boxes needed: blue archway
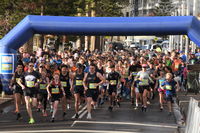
[1,15,200,93]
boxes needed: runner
[18,62,40,124]
[38,69,49,116]
[161,73,180,115]
[154,71,166,111]
[47,72,65,122]
[106,64,121,111]
[60,65,73,118]
[136,64,154,112]
[72,63,85,119]
[10,63,24,120]
[83,63,105,119]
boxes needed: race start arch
[1,15,200,93]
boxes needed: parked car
[130,42,140,48]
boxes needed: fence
[185,98,200,133]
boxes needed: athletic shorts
[158,88,166,93]
[63,88,72,99]
[166,94,173,102]
[108,87,117,95]
[13,86,23,95]
[50,94,61,102]
[23,88,38,98]
[138,86,150,94]
[74,87,84,97]
[86,89,99,102]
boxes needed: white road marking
[75,121,178,129]
[70,121,77,127]
[71,105,87,119]
[79,110,87,119]
[0,129,137,133]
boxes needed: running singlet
[60,73,70,89]
[107,71,120,87]
[49,82,61,95]
[21,71,40,88]
[74,72,84,87]
[86,72,99,90]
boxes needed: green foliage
[0,0,128,38]
[153,0,174,16]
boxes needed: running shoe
[86,113,92,119]
[160,107,163,111]
[108,106,113,112]
[144,107,147,112]
[16,113,22,120]
[141,106,144,112]
[117,102,120,107]
[75,113,79,119]
[63,112,66,118]
[67,104,71,110]
[29,118,35,124]
[51,117,55,122]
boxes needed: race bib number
[76,80,83,86]
[52,88,60,94]
[89,83,97,89]
[40,84,46,90]
[165,85,172,90]
[110,80,117,85]
[175,65,179,69]
[61,81,67,87]
[26,81,35,88]
[139,79,149,86]
[132,72,137,76]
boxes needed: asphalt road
[0,98,178,133]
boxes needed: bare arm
[17,79,25,90]
[96,72,106,86]
[83,73,88,90]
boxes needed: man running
[18,62,40,124]
[83,63,105,119]
[10,63,24,120]
[106,64,121,111]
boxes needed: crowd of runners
[9,46,200,124]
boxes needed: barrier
[185,98,200,133]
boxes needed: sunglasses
[29,65,34,67]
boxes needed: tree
[153,0,175,16]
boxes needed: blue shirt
[181,54,187,62]
[161,80,177,95]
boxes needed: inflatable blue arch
[0,15,200,93]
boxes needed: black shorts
[138,86,150,94]
[166,94,173,102]
[62,88,72,99]
[13,86,23,95]
[74,87,84,97]
[23,88,38,98]
[51,94,61,102]
[86,89,99,102]
[108,87,117,95]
